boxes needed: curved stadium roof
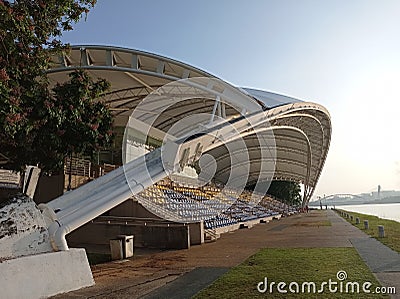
[241,88,302,108]
[47,45,331,205]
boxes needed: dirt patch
[140,253,187,268]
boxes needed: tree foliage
[0,0,114,172]
[267,180,302,206]
[33,70,113,171]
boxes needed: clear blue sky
[61,0,400,197]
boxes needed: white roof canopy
[47,45,331,204]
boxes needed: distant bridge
[309,193,367,206]
[321,194,364,201]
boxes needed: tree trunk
[67,152,73,191]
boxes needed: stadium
[0,44,332,297]
[38,45,332,250]
[36,45,331,251]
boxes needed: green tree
[40,70,113,169]
[267,181,302,206]
[1,69,113,172]
[0,0,114,173]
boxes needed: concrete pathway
[142,267,229,299]
[52,210,399,298]
[351,237,400,273]
[330,210,400,298]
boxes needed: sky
[60,0,400,198]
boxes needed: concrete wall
[109,199,162,219]
[67,222,137,249]
[212,216,275,236]
[189,221,204,245]
[142,225,190,249]
[67,221,191,251]
[0,188,20,205]
[0,248,94,299]
[215,223,241,235]
[34,174,64,204]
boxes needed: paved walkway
[142,267,229,299]
[328,211,400,298]
[350,237,400,272]
[52,210,400,298]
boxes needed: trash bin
[118,235,134,258]
[110,238,123,260]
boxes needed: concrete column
[378,225,385,238]
[189,221,204,245]
[364,220,369,230]
[355,217,360,224]
[350,215,354,221]
[23,166,41,199]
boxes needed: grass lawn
[194,247,388,298]
[338,210,400,253]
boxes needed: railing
[204,227,218,242]
[101,163,118,175]
[63,157,120,190]
[64,157,92,177]
[94,215,184,227]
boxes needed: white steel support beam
[79,48,89,66]
[209,96,220,124]
[222,102,227,118]
[124,72,155,92]
[106,50,114,67]
[157,60,165,74]
[131,54,139,69]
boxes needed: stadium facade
[0,45,331,298]
[39,45,331,250]
[47,45,331,201]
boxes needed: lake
[335,203,400,223]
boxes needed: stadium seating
[135,180,298,229]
